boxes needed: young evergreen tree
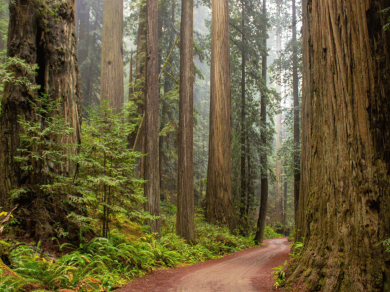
[291,0,390,290]
[145,0,161,235]
[206,0,235,230]
[100,0,124,113]
[0,0,81,239]
[176,0,195,243]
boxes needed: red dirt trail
[118,237,291,292]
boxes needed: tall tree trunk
[240,0,247,224]
[130,0,146,164]
[100,0,124,113]
[78,0,90,66]
[176,0,195,243]
[206,0,235,230]
[274,28,282,225]
[290,0,390,291]
[128,51,134,101]
[292,0,300,225]
[0,0,81,238]
[145,0,160,235]
[283,171,287,235]
[254,0,268,244]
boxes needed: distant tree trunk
[128,51,134,101]
[176,0,195,243]
[274,28,282,226]
[159,0,175,193]
[283,171,287,235]
[292,0,300,225]
[254,0,268,244]
[206,0,235,230]
[75,0,79,34]
[0,0,81,239]
[145,0,160,235]
[240,0,247,224]
[291,0,390,291]
[78,0,90,65]
[129,0,146,176]
[100,0,124,113]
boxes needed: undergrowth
[0,205,281,291]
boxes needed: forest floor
[118,237,290,292]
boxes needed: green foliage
[382,8,390,31]
[10,94,148,239]
[0,205,272,291]
[272,260,287,289]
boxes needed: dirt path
[118,237,290,292]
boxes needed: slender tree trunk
[274,28,282,225]
[100,0,124,113]
[129,0,147,179]
[128,51,134,101]
[290,0,390,291]
[145,0,160,235]
[283,171,287,235]
[206,0,235,230]
[254,0,268,244]
[176,0,195,243]
[240,0,247,224]
[0,0,81,238]
[292,0,300,225]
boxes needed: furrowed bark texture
[254,0,268,244]
[206,0,235,230]
[100,0,124,113]
[176,0,195,243]
[145,0,161,235]
[0,0,81,238]
[292,0,390,291]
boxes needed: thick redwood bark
[206,0,235,230]
[100,0,124,113]
[291,1,390,291]
[145,0,160,235]
[176,0,195,243]
[254,0,268,244]
[0,0,81,238]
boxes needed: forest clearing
[0,0,389,291]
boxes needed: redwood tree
[0,0,81,238]
[176,0,195,243]
[145,0,161,235]
[254,0,268,244]
[291,0,390,291]
[205,0,235,229]
[100,0,124,113]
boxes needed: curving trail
[118,237,290,292]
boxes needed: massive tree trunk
[0,0,81,238]
[145,0,161,235]
[100,0,124,113]
[291,1,390,291]
[176,0,195,243]
[254,0,268,244]
[292,0,300,224]
[205,0,235,230]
